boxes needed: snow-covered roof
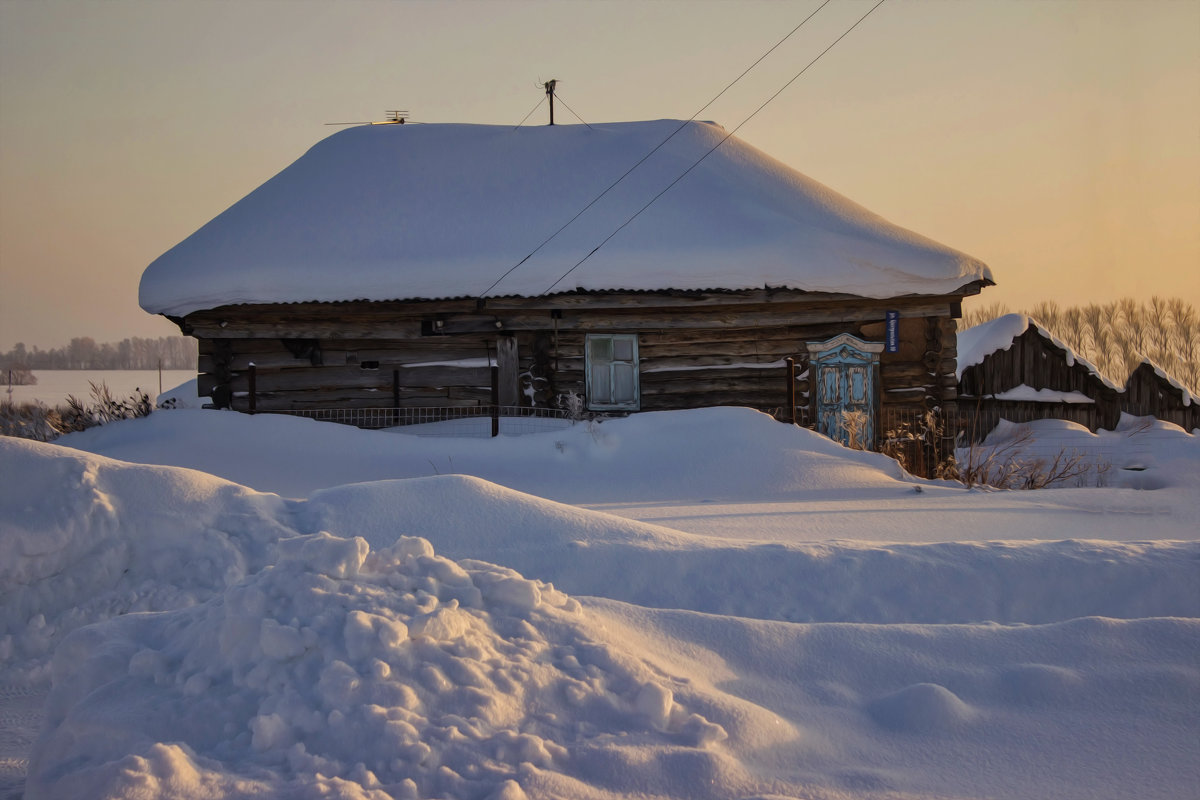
[139,120,992,315]
[956,313,1119,390]
[1135,358,1194,407]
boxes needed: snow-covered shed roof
[139,120,993,316]
[957,313,1119,390]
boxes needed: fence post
[490,366,500,437]
[392,370,400,426]
[247,363,256,414]
[785,357,796,424]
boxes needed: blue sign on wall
[885,310,900,353]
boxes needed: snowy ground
[2,406,1198,799]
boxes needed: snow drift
[4,406,1199,799]
[27,532,735,800]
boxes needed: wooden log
[641,375,786,394]
[229,364,492,393]
[496,335,520,407]
[236,385,494,410]
[639,391,783,410]
[200,341,493,372]
[640,370,786,388]
[186,299,960,339]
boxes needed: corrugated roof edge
[167,279,994,314]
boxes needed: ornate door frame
[806,333,884,448]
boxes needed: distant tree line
[2,336,197,373]
[962,297,1199,393]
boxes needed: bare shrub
[956,424,1112,489]
[880,409,947,478]
[0,400,61,441]
[0,381,154,441]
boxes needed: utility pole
[544,79,557,125]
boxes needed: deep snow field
[1,405,1198,799]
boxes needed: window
[586,333,639,410]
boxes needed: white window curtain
[586,334,639,410]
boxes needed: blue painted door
[812,339,878,448]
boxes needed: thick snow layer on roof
[956,313,1035,377]
[139,120,991,315]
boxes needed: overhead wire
[539,0,888,296]
[477,0,834,298]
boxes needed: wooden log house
[141,120,993,447]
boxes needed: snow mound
[26,533,731,800]
[867,682,976,733]
[156,377,206,409]
[60,406,915,501]
[967,415,1200,490]
[0,437,287,680]
[297,475,1200,624]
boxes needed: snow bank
[303,475,1200,624]
[965,415,1200,490]
[19,524,1200,799]
[139,120,990,315]
[4,410,1199,799]
[588,600,1200,800]
[5,435,1197,681]
[156,377,206,409]
[0,437,287,681]
[26,533,732,800]
[60,406,914,501]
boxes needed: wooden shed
[141,120,993,446]
[956,314,1123,432]
[1124,360,1199,431]
[957,314,1200,434]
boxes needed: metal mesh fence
[270,406,576,437]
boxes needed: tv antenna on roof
[544,79,557,125]
[325,110,410,126]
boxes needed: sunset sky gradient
[1,0,1197,351]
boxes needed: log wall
[179,290,969,420]
[1122,363,1199,431]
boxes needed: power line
[540,0,887,296]
[478,0,834,298]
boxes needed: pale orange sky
[1,0,1197,351]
